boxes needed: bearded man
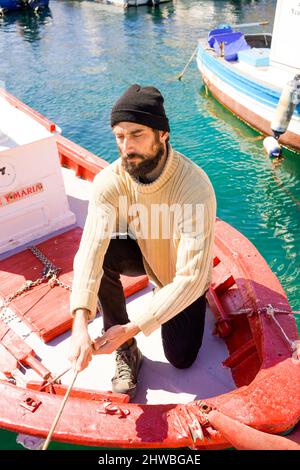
[69,84,216,400]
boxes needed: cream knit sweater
[70,145,216,336]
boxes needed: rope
[228,304,299,355]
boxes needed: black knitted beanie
[110,84,170,132]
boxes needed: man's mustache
[124,153,145,161]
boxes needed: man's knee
[169,357,196,369]
[165,346,202,370]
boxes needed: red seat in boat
[0,227,148,343]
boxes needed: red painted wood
[212,264,235,296]
[210,219,298,387]
[0,227,148,343]
[56,135,108,182]
[223,339,256,369]
[0,356,299,449]
[0,320,50,379]
[121,275,149,298]
[27,382,130,403]
[206,288,232,337]
[0,344,18,377]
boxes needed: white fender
[263,136,282,158]
[271,75,300,137]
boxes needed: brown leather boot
[111,338,143,400]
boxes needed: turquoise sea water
[0,0,299,450]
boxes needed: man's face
[113,122,168,179]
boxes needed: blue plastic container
[238,48,270,67]
[208,26,232,47]
[210,31,250,61]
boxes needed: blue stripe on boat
[197,45,300,117]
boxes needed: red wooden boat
[0,88,299,450]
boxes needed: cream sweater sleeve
[70,183,116,321]
[133,186,216,336]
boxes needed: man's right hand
[68,308,93,371]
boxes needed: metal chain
[29,246,71,291]
[0,246,71,324]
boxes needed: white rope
[265,304,295,350]
[227,304,299,355]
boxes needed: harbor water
[0,0,299,449]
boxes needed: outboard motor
[263,75,300,157]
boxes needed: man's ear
[159,130,169,143]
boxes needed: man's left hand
[92,322,140,355]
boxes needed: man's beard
[121,143,165,179]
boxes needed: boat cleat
[97,401,130,419]
[184,405,208,448]
[20,395,42,412]
[196,401,214,425]
[187,420,204,444]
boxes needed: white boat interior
[0,94,235,406]
[0,95,51,151]
[2,288,235,405]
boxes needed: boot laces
[115,349,136,380]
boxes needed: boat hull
[0,215,299,449]
[0,89,299,449]
[0,0,49,12]
[197,45,300,153]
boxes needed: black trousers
[98,236,206,369]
